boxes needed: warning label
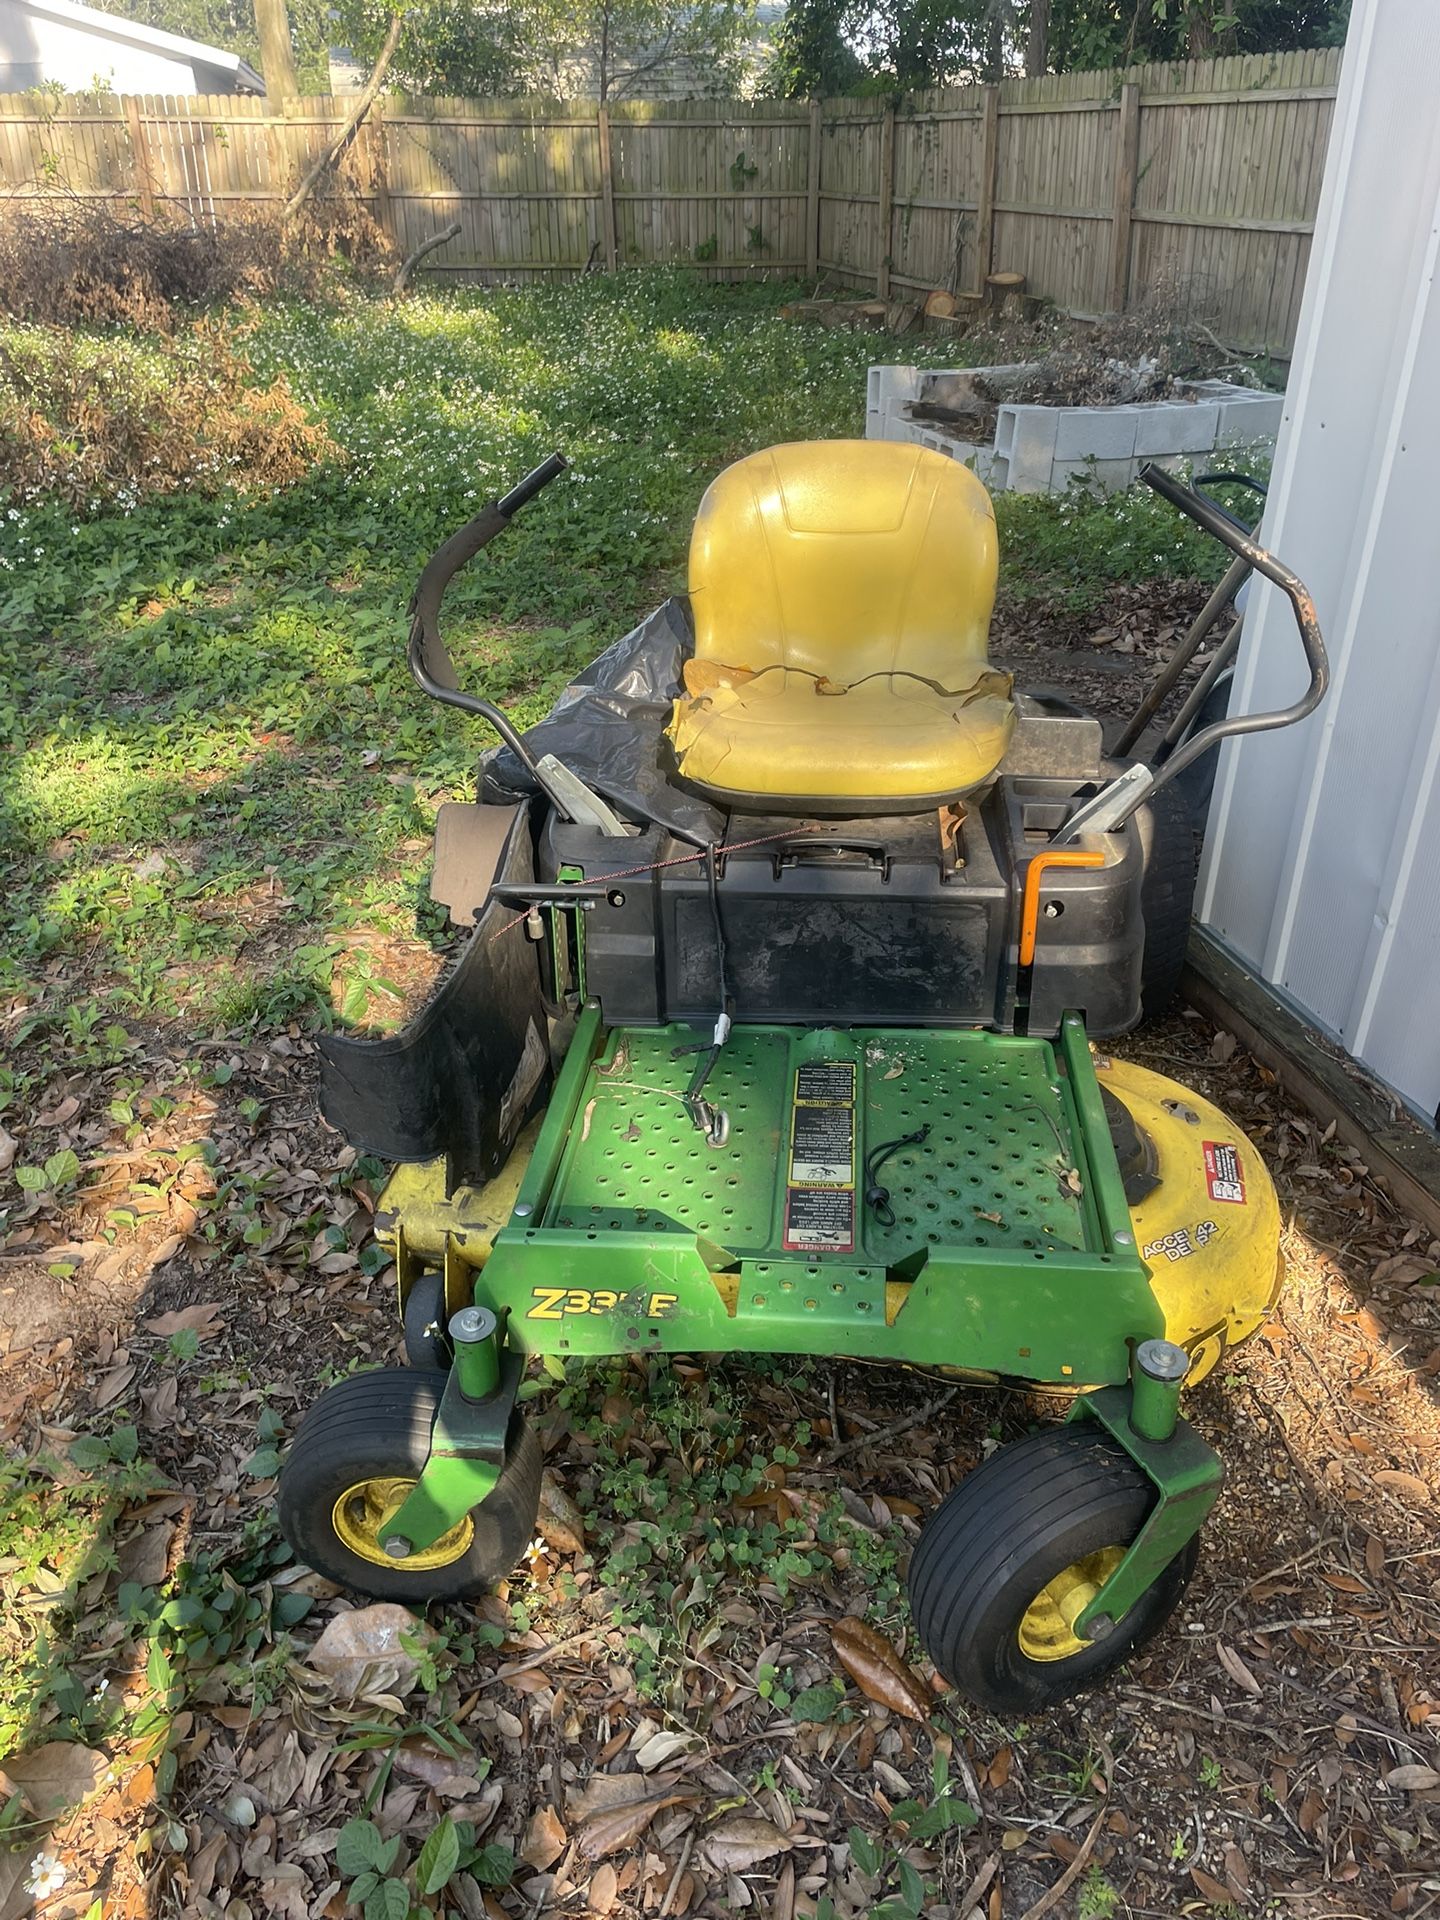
[1202,1140,1246,1204]
[784,1186,856,1251]
[791,1103,854,1185]
[785,1060,857,1251]
[795,1062,855,1105]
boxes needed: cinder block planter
[865,363,1283,494]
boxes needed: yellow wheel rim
[1017,1545,1127,1663]
[331,1477,474,1572]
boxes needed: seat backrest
[688,440,998,687]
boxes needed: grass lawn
[0,271,1219,1042]
[7,274,1430,1920]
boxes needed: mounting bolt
[1114,1230,1134,1247]
[513,1202,533,1219]
[450,1305,498,1344]
[1086,1612,1114,1641]
[383,1535,411,1559]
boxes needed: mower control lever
[1058,462,1328,842]
[406,453,573,814]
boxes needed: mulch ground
[2,581,1437,1920]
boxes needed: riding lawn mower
[277,442,1327,1713]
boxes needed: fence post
[122,95,155,219]
[806,99,821,283]
[1109,81,1140,313]
[974,84,999,298]
[367,99,393,249]
[876,102,896,299]
[597,103,618,271]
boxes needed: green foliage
[1077,1865,1121,1920]
[335,1811,512,1918]
[767,0,1346,92]
[332,0,757,102]
[889,1748,979,1842]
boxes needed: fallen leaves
[831,1617,932,1721]
[1216,1641,1263,1698]
[567,1773,695,1861]
[698,1815,790,1873]
[306,1604,438,1697]
[1371,1469,1430,1508]
[1385,1765,1440,1792]
[0,1740,106,1818]
[142,1301,225,1339]
[520,1804,568,1870]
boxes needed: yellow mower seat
[668,440,1013,812]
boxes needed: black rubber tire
[278,1368,541,1605]
[403,1271,452,1371]
[1138,776,1203,1021]
[907,1424,1199,1715]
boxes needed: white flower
[24,1853,66,1898]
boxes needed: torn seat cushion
[667,439,1015,810]
[669,663,1016,811]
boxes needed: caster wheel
[907,1423,1198,1714]
[403,1270,452,1370]
[278,1368,541,1604]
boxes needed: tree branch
[283,10,404,223]
[393,218,461,294]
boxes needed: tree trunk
[1025,0,1050,77]
[282,10,403,221]
[598,2,611,104]
[254,0,299,99]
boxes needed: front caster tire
[907,1424,1198,1715]
[403,1271,452,1371]
[278,1368,541,1605]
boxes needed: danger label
[784,1186,855,1251]
[1202,1141,1246,1204]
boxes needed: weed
[1078,1864,1122,1918]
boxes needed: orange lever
[1019,848,1105,967]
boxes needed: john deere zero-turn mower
[278,443,1327,1712]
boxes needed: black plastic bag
[481,598,725,844]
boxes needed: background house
[0,0,262,93]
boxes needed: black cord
[705,841,729,1013]
[679,843,732,1142]
[863,1124,931,1227]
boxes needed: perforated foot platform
[547,1025,1094,1263]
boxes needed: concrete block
[1131,401,1209,455]
[1216,393,1283,446]
[1000,407,1060,491]
[1054,406,1139,461]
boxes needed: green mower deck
[405,1009,1165,1387]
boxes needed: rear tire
[907,1424,1198,1714]
[1138,779,1203,1020]
[278,1368,541,1604]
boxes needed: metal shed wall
[1197,0,1440,1125]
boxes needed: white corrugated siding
[1197,0,1440,1123]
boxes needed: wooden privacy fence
[0,47,1338,352]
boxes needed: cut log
[923,288,959,318]
[984,269,1027,314]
